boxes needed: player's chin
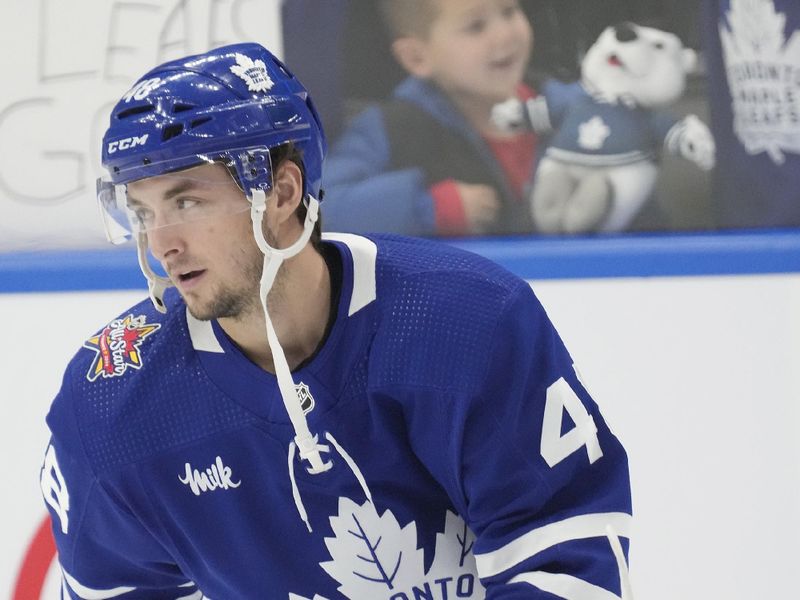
[184,300,216,322]
[177,286,210,316]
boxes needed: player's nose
[147,223,185,261]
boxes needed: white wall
[4,273,799,599]
[2,290,148,598]
[533,274,800,600]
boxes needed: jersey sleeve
[41,374,201,599]
[406,281,633,598]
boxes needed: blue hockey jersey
[41,233,632,599]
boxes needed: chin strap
[289,431,372,532]
[249,189,330,475]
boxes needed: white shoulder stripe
[322,233,377,316]
[475,512,632,578]
[63,569,135,599]
[510,571,622,600]
[186,308,224,353]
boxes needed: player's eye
[653,42,665,50]
[175,197,200,210]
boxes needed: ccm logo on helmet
[108,134,149,154]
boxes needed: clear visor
[97,157,268,245]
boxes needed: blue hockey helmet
[99,42,326,206]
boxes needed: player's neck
[218,245,330,373]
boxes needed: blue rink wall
[4,231,800,600]
[2,229,800,292]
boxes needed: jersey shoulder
[49,291,252,474]
[365,234,540,393]
[370,233,525,295]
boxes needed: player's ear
[273,160,303,212]
[391,37,433,78]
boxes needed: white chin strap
[250,189,331,475]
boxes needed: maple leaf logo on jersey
[230,53,274,92]
[290,500,484,600]
[84,314,161,381]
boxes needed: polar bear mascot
[494,22,716,233]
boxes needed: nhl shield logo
[295,382,315,415]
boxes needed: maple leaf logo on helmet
[230,53,274,92]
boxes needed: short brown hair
[379,0,440,39]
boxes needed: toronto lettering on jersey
[179,456,241,496]
[387,573,478,600]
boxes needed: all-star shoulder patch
[83,314,161,382]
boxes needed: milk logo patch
[720,0,800,163]
[84,314,161,381]
[179,456,241,496]
[230,53,274,92]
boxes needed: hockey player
[40,43,633,599]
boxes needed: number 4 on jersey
[540,376,603,467]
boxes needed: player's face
[420,0,532,104]
[127,163,265,321]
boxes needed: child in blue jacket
[324,0,544,237]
